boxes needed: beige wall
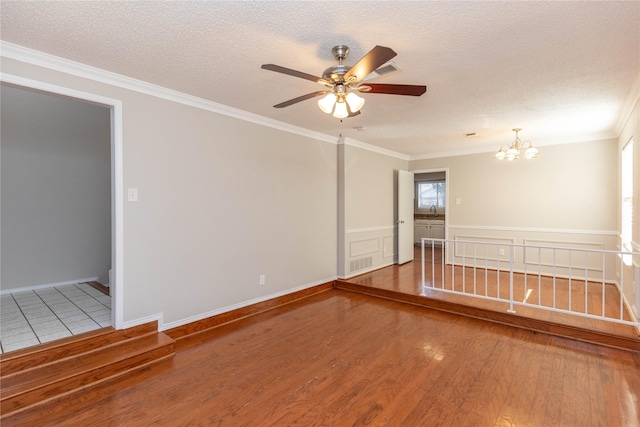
[339,142,408,277]
[1,57,337,328]
[411,139,618,232]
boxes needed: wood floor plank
[492,336,544,426]
[3,289,639,426]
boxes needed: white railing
[421,238,640,329]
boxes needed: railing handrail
[422,237,640,258]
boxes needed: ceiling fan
[261,45,427,119]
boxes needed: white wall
[339,142,408,277]
[1,85,111,291]
[0,55,337,329]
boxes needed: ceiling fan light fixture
[333,99,349,119]
[345,92,365,113]
[317,93,336,114]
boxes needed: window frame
[621,137,634,258]
[415,179,446,214]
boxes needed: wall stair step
[0,323,175,419]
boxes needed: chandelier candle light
[495,128,539,160]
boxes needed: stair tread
[1,333,174,397]
[0,322,158,376]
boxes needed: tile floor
[0,282,111,354]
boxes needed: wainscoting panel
[453,234,515,264]
[523,238,605,272]
[349,238,380,258]
[446,226,619,282]
[343,226,396,278]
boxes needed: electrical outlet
[259,275,265,285]
[499,249,505,256]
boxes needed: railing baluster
[538,247,542,305]
[619,252,624,320]
[508,245,515,313]
[601,252,605,318]
[441,240,445,290]
[473,243,477,295]
[462,242,466,293]
[553,248,556,309]
[421,238,425,286]
[497,244,500,299]
[568,250,572,312]
[523,246,527,303]
[451,241,455,291]
[584,251,588,315]
[485,244,488,297]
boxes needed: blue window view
[417,181,446,209]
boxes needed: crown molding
[408,132,617,162]
[343,137,410,161]
[0,41,338,145]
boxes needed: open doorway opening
[411,168,448,260]
[0,79,123,353]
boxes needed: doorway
[412,168,449,260]
[0,76,124,353]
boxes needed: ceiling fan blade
[273,91,328,108]
[261,64,332,87]
[344,46,397,84]
[359,83,427,96]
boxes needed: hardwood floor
[3,289,639,426]
[344,247,639,340]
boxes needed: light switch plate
[128,188,138,202]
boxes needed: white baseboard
[155,276,337,332]
[1,277,100,295]
[122,313,164,331]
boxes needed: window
[416,181,446,210]
[621,138,633,254]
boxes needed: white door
[397,170,414,264]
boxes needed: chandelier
[317,84,365,119]
[495,128,539,160]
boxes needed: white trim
[2,42,630,161]
[0,41,336,146]
[343,136,409,161]
[408,134,617,161]
[449,224,618,236]
[411,167,450,240]
[159,276,337,332]
[345,225,395,234]
[122,313,164,331]
[0,277,99,295]
[0,73,125,330]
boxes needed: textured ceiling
[1,1,639,157]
